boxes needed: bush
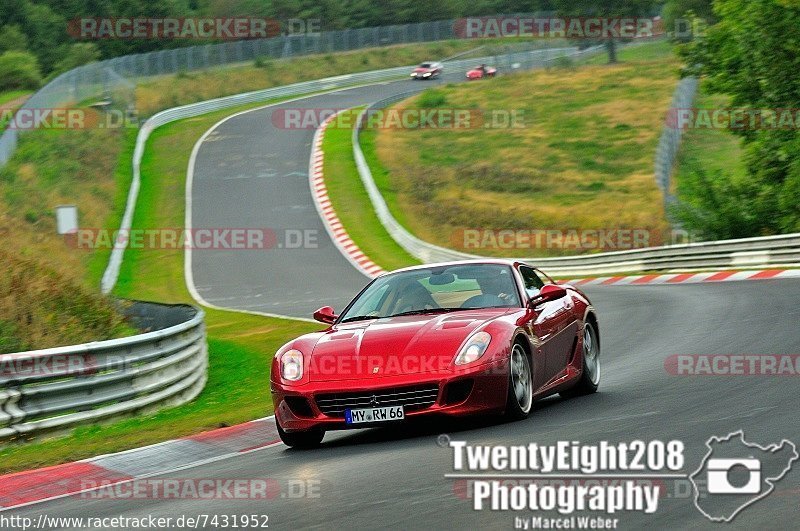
[0,249,133,353]
[552,56,574,69]
[50,43,100,78]
[670,162,768,240]
[0,51,42,91]
[0,25,29,54]
[418,89,447,108]
[254,56,273,69]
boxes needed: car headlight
[454,331,492,365]
[423,72,431,77]
[281,349,303,381]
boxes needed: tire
[561,321,600,398]
[505,342,533,420]
[277,421,324,449]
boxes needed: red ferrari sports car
[466,64,497,79]
[271,260,600,448]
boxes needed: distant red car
[466,64,497,79]
[410,61,443,80]
[271,260,600,448]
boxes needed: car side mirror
[528,285,567,308]
[313,306,337,324]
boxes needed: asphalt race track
[8,281,800,529]
[189,73,464,318]
[9,75,800,529]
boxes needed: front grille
[315,384,439,418]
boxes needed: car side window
[519,266,544,298]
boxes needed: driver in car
[464,273,516,308]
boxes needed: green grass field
[0,90,32,107]
[136,39,542,116]
[0,100,320,474]
[0,39,750,473]
[0,90,32,129]
[321,112,419,271]
[370,41,681,257]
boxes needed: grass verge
[370,41,681,257]
[0,100,320,474]
[673,90,747,188]
[0,90,32,107]
[0,90,32,128]
[0,122,138,352]
[136,39,538,116]
[321,111,419,271]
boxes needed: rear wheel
[505,343,533,419]
[561,321,600,398]
[277,421,324,449]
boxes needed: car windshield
[420,63,432,68]
[339,264,521,322]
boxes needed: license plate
[345,405,404,425]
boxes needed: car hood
[309,309,513,382]
[413,67,432,73]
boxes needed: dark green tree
[552,0,659,63]
[680,0,800,234]
[662,0,715,39]
[0,50,42,90]
[0,24,28,52]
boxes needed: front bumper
[272,357,508,432]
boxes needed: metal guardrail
[352,62,800,277]
[100,46,583,293]
[0,302,207,442]
[526,233,800,276]
[0,13,562,168]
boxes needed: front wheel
[277,421,324,449]
[505,343,533,420]
[561,321,600,398]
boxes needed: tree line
[676,0,800,238]
[0,0,677,90]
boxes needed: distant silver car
[410,61,443,80]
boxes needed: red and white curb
[0,417,280,510]
[309,112,385,278]
[560,269,800,287]
[308,113,800,287]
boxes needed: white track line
[185,86,394,321]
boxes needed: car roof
[385,259,531,275]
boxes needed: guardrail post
[0,389,24,428]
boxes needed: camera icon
[706,458,761,494]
